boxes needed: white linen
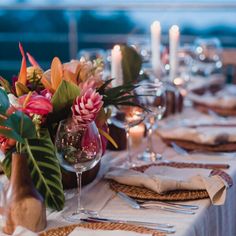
[68,227,151,236]
[105,166,227,205]
[12,226,38,236]
[1,142,236,236]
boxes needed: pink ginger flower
[72,88,103,128]
[79,80,97,95]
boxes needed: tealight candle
[151,21,161,76]
[111,45,123,87]
[130,124,145,147]
[169,25,180,81]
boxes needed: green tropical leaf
[51,80,80,113]
[1,129,65,211]
[0,127,24,143]
[120,45,142,84]
[0,88,10,113]
[0,111,36,143]
[6,111,36,139]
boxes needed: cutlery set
[117,192,198,215]
[79,191,200,234]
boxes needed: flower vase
[1,152,47,235]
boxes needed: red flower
[0,135,16,154]
[18,93,53,116]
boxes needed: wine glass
[136,81,166,162]
[173,47,194,105]
[55,119,102,222]
[109,106,145,167]
[193,37,223,76]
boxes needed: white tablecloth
[1,109,236,236]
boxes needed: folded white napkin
[158,125,236,145]
[106,166,228,205]
[188,84,236,109]
[68,227,151,236]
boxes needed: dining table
[1,102,236,236]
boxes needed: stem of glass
[146,119,154,153]
[76,171,83,213]
[147,124,153,152]
[126,125,132,164]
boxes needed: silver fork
[136,199,199,210]
[117,192,196,215]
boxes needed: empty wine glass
[136,81,166,162]
[55,119,102,222]
[193,37,223,76]
[173,47,194,101]
[109,106,145,167]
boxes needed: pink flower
[18,93,53,116]
[72,88,103,128]
[0,135,16,153]
[40,89,53,100]
[79,80,97,95]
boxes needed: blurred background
[0,0,236,80]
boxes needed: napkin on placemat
[158,125,236,145]
[105,166,233,205]
[188,84,236,110]
[68,227,152,236]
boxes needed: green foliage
[120,45,142,84]
[51,80,80,113]
[6,111,36,139]
[97,79,139,107]
[2,129,65,211]
[0,89,36,143]
[0,88,9,113]
[0,87,64,211]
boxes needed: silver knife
[118,192,140,209]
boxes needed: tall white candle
[169,25,180,81]
[151,21,161,76]
[111,45,123,87]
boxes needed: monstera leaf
[2,129,65,211]
[120,45,142,84]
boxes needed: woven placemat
[109,163,209,201]
[40,222,164,236]
[194,103,236,117]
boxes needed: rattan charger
[40,222,165,236]
[109,163,209,201]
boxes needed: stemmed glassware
[109,106,145,167]
[193,37,223,76]
[136,81,166,162]
[55,119,102,222]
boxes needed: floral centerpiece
[0,43,142,211]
